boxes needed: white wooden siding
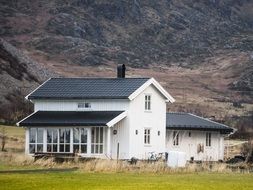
[110,119,130,159]
[166,130,225,161]
[128,84,167,159]
[34,99,129,111]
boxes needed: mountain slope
[0,0,252,122]
[0,38,56,122]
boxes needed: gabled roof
[27,78,149,100]
[26,77,175,102]
[17,111,126,127]
[166,112,234,134]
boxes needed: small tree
[0,127,7,151]
[241,140,253,163]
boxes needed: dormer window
[78,102,91,109]
[145,95,151,111]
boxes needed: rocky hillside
[0,38,55,122]
[0,0,253,122]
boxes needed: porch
[17,111,127,158]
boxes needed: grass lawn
[0,172,253,190]
[0,125,25,138]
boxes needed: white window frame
[173,131,179,146]
[59,128,71,153]
[206,132,212,147]
[46,128,58,153]
[46,128,71,153]
[77,102,91,109]
[91,127,104,154]
[144,128,151,145]
[144,94,151,111]
[73,128,88,154]
[29,128,44,154]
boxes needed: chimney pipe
[117,64,126,78]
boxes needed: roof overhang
[128,78,175,103]
[106,111,127,127]
[17,111,126,127]
[166,126,234,134]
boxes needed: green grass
[0,125,25,138]
[0,172,253,190]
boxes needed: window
[173,131,179,146]
[91,127,104,154]
[145,95,151,111]
[206,133,211,147]
[29,128,44,154]
[78,102,91,109]
[189,132,191,137]
[46,128,70,153]
[144,129,151,144]
[47,129,58,152]
[158,131,160,136]
[59,129,71,152]
[73,128,88,154]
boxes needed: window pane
[81,145,87,153]
[96,128,99,143]
[53,129,58,143]
[60,144,64,152]
[91,145,94,153]
[99,128,103,143]
[78,103,85,108]
[85,103,91,108]
[47,129,52,143]
[73,145,80,153]
[29,128,36,143]
[99,145,103,154]
[73,128,79,143]
[65,145,70,152]
[37,144,43,152]
[65,129,70,143]
[47,145,52,152]
[81,129,87,143]
[91,128,95,143]
[95,145,99,153]
[53,144,58,152]
[60,129,64,143]
[29,144,35,153]
[37,128,44,144]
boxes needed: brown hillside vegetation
[0,0,252,131]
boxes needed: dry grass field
[1,125,253,190]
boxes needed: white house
[17,64,234,161]
[166,113,234,161]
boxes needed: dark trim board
[18,111,124,127]
[166,127,233,134]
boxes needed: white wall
[110,118,130,159]
[33,99,129,112]
[127,84,167,159]
[166,130,225,161]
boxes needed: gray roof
[18,111,123,127]
[28,78,150,100]
[166,112,233,134]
